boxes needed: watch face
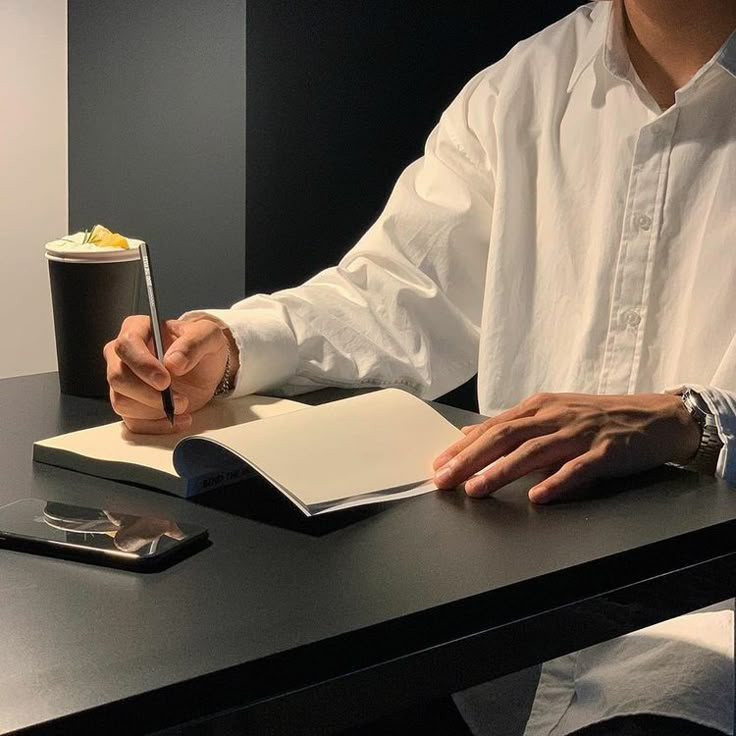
[684,389,710,417]
[683,389,720,432]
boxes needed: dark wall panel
[68,0,245,319]
[246,1,582,296]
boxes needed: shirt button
[634,213,652,231]
[622,309,641,328]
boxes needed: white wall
[0,0,67,379]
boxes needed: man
[104,1,736,733]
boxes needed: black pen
[138,242,175,425]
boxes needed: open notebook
[33,389,462,516]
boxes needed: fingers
[528,448,605,504]
[109,380,191,433]
[113,519,156,552]
[107,315,170,391]
[163,319,226,377]
[113,517,181,551]
[122,414,192,435]
[463,431,581,497]
[165,523,187,541]
[110,386,189,419]
[434,415,561,489]
[103,510,123,526]
[433,391,642,503]
[104,316,201,433]
[106,357,170,410]
[432,403,540,470]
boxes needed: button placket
[598,116,675,395]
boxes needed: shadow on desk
[191,459,709,538]
[193,473,388,536]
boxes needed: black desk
[2,372,736,735]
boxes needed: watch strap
[679,388,722,475]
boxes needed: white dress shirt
[184,1,736,732]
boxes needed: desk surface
[2,372,736,735]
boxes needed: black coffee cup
[46,245,141,398]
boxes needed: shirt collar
[602,0,632,80]
[567,1,614,93]
[568,2,736,92]
[717,29,736,79]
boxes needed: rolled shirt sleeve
[182,71,498,400]
[666,383,736,482]
[695,385,736,481]
[180,305,299,398]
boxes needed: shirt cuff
[666,384,736,482]
[179,307,298,398]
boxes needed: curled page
[174,389,462,515]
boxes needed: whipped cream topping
[45,232,143,261]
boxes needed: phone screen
[0,498,208,570]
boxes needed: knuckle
[106,366,124,387]
[109,391,125,414]
[174,332,198,355]
[494,458,519,486]
[523,439,546,457]
[556,426,578,442]
[114,336,131,359]
[122,314,145,330]
[493,423,515,442]
[448,450,469,474]
[201,320,221,338]
[183,337,199,355]
[194,321,222,350]
[523,392,551,411]
[494,463,511,483]
[597,436,616,455]
[570,457,594,475]
[122,417,141,433]
[557,408,576,425]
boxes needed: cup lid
[45,237,142,262]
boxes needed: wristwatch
[678,388,723,475]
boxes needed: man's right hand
[103,315,233,434]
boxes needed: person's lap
[345,662,726,735]
[161,664,726,735]
[344,702,726,736]
[568,715,726,736]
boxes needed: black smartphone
[0,498,209,571]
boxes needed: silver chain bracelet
[213,339,234,397]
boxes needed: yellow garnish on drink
[88,224,129,249]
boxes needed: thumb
[163,320,224,375]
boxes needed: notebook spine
[185,466,255,496]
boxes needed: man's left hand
[433,392,702,503]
